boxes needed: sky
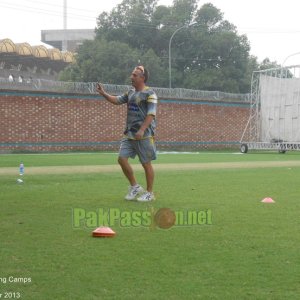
[1,0,300,65]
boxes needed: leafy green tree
[60,38,167,86]
[61,39,139,84]
[139,48,169,86]
[96,0,158,53]
[179,3,252,92]
[61,0,274,93]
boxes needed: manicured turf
[1,152,299,299]
[0,150,300,167]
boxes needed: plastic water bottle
[19,162,24,176]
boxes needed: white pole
[62,0,67,51]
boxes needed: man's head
[131,65,149,90]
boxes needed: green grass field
[1,152,300,299]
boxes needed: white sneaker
[125,185,144,200]
[137,191,155,202]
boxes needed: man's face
[130,67,145,88]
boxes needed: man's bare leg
[118,156,137,186]
[141,161,154,192]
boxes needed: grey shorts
[119,137,157,164]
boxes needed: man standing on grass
[96,66,158,202]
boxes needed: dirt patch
[1,160,300,176]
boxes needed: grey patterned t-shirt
[117,87,158,139]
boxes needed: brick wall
[0,90,250,152]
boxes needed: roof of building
[0,38,75,63]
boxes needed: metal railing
[0,78,251,102]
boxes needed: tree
[96,0,159,53]
[178,3,253,92]
[61,0,265,93]
[60,38,167,87]
[60,39,139,84]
